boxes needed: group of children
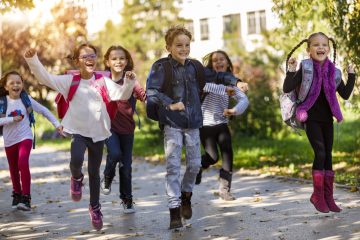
[0,25,355,231]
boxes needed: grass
[34,110,360,188]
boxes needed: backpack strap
[189,59,205,96]
[160,58,173,97]
[299,59,314,102]
[67,75,81,102]
[335,68,342,88]
[0,95,7,118]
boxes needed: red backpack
[55,71,117,119]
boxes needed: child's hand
[13,116,23,122]
[288,58,298,72]
[56,125,67,137]
[125,71,136,80]
[24,49,37,58]
[226,86,235,96]
[223,108,236,117]
[169,102,185,111]
[347,64,355,74]
[237,82,249,92]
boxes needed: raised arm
[24,49,72,96]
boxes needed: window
[259,10,266,32]
[223,14,241,38]
[247,10,267,35]
[185,20,195,41]
[247,12,256,34]
[200,18,209,40]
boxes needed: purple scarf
[296,58,343,122]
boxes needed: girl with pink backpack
[24,43,136,230]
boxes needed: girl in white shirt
[24,43,135,231]
[0,71,62,211]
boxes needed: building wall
[179,0,280,60]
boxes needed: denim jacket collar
[168,54,191,67]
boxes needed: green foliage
[271,0,360,109]
[0,0,34,13]
[95,0,184,82]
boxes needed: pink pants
[5,139,32,195]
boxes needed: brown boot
[169,207,182,229]
[180,192,192,219]
[219,169,236,201]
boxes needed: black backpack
[146,57,205,121]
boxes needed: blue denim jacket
[146,56,239,129]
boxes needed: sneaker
[180,192,192,219]
[100,176,113,195]
[70,175,83,202]
[89,204,103,231]
[11,192,21,209]
[121,198,135,214]
[17,194,31,211]
[195,168,202,185]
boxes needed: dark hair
[165,25,192,46]
[0,71,24,96]
[67,43,98,61]
[285,32,337,71]
[203,50,233,73]
[103,45,134,72]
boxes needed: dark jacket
[146,56,239,129]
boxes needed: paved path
[0,143,359,240]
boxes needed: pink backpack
[55,71,117,119]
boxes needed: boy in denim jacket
[146,26,238,229]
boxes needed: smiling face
[105,49,128,75]
[166,34,190,65]
[211,52,230,73]
[75,46,97,79]
[307,34,330,64]
[4,74,24,99]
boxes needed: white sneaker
[121,199,135,214]
[100,176,112,195]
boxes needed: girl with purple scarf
[283,32,355,213]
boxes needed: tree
[1,1,88,104]
[0,0,34,13]
[95,0,185,81]
[272,0,360,107]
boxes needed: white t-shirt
[25,54,135,142]
[0,96,60,147]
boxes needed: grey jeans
[164,126,201,208]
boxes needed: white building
[179,0,280,59]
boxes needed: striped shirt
[202,85,249,126]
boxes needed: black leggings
[70,134,104,207]
[305,121,333,170]
[199,124,233,172]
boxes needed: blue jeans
[104,130,134,200]
[164,126,201,208]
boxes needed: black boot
[219,169,236,201]
[180,192,192,219]
[195,168,202,185]
[169,207,182,229]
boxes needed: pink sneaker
[89,204,103,230]
[70,175,83,202]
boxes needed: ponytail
[286,39,307,71]
[329,37,337,64]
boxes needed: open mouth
[316,51,326,56]
[11,88,21,93]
